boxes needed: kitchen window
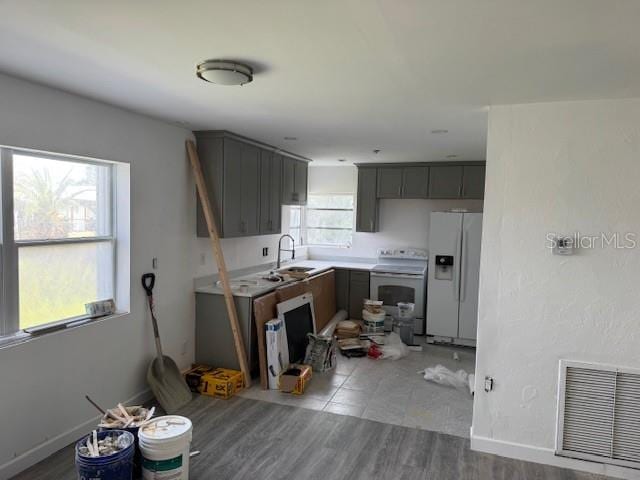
[0,147,123,337]
[288,194,354,247]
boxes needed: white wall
[0,73,259,477]
[472,98,640,478]
[306,165,482,259]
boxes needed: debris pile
[78,430,133,458]
[98,403,155,429]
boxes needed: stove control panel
[377,248,428,259]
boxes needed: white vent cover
[557,360,640,469]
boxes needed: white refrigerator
[426,212,482,343]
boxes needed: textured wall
[473,99,640,464]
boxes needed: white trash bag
[380,332,409,360]
[421,364,469,389]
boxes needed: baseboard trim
[470,431,640,480]
[0,389,152,480]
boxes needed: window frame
[293,193,355,248]
[0,146,118,337]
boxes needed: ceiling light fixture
[196,60,253,86]
[431,129,448,134]
[338,158,347,162]
[373,149,381,154]
[446,154,458,158]
[283,136,298,141]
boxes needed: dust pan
[142,273,193,413]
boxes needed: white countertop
[195,259,376,298]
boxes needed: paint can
[75,430,135,480]
[138,415,192,480]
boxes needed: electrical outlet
[152,257,158,269]
[262,247,269,257]
[181,340,188,356]
[199,253,206,265]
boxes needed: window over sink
[287,194,354,247]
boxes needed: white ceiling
[1,1,639,164]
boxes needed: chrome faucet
[277,234,295,269]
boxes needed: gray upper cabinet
[401,166,429,198]
[222,138,260,237]
[259,150,282,234]
[282,157,309,205]
[196,131,308,238]
[462,165,485,199]
[356,167,378,232]
[428,165,463,199]
[294,160,308,205]
[377,168,403,198]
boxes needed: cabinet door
[356,167,378,232]
[259,150,282,234]
[377,167,403,198]
[428,166,463,199]
[348,271,370,320]
[259,150,274,234]
[335,268,350,312]
[294,160,308,205]
[281,156,296,205]
[402,166,429,198]
[462,166,485,199]
[240,143,261,236]
[222,138,245,237]
[269,154,283,233]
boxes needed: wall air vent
[557,360,640,469]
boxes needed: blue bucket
[75,430,135,480]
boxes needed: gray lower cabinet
[348,270,370,320]
[195,293,259,375]
[356,167,378,232]
[259,150,282,234]
[428,165,463,199]
[282,157,309,205]
[401,166,429,198]
[335,268,350,312]
[377,168,403,198]
[462,165,485,199]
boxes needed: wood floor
[13,395,608,480]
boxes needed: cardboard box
[184,364,215,393]
[199,368,245,399]
[279,364,312,395]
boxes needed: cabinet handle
[369,219,374,231]
[240,221,246,233]
[397,185,402,196]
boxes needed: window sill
[0,311,129,351]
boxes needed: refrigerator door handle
[460,226,468,302]
[453,229,461,301]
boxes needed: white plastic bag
[380,332,409,360]
[421,364,469,389]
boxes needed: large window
[288,194,354,247]
[1,148,117,335]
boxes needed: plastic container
[138,415,192,480]
[362,309,386,333]
[75,430,135,480]
[99,425,142,479]
[395,302,415,345]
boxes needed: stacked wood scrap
[335,320,362,339]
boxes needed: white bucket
[138,415,193,480]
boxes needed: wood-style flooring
[12,395,608,480]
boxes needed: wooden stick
[186,140,251,386]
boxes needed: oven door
[369,272,425,334]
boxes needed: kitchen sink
[278,266,314,273]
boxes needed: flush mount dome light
[196,60,253,86]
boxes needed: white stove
[370,248,428,334]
